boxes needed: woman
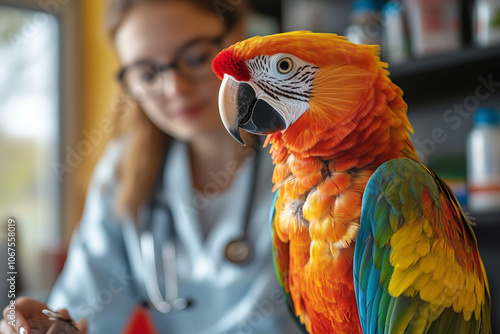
[1,1,302,333]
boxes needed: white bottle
[474,0,500,47]
[467,107,500,212]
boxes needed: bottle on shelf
[381,0,410,64]
[404,0,462,56]
[473,0,500,47]
[345,0,383,45]
[466,107,500,212]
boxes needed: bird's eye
[277,58,293,74]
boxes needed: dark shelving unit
[390,45,500,80]
[389,45,500,102]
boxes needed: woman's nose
[160,70,192,98]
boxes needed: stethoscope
[139,142,260,314]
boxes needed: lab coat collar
[162,141,255,280]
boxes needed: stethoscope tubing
[141,197,192,313]
[140,141,261,313]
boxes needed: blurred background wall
[0,0,118,303]
[76,0,119,238]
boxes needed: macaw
[212,31,491,334]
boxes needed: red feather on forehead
[212,48,250,81]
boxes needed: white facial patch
[246,53,319,128]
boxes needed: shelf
[389,44,500,80]
[387,44,500,102]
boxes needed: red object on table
[122,306,158,334]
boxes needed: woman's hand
[0,297,87,334]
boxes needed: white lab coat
[48,137,303,334]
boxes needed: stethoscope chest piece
[225,239,252,264]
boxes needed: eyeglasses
[117,32,226,100]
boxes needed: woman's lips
[176,105,204,120]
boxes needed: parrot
[212,31,491,334]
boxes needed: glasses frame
[117,31,227,99]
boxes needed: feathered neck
[265,70,417,172]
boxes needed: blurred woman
[1,1,302,333]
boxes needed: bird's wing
[354,158,491,334]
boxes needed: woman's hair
[104,0,247,217]
[105,0,245,41]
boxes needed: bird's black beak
[218,74,286,145]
